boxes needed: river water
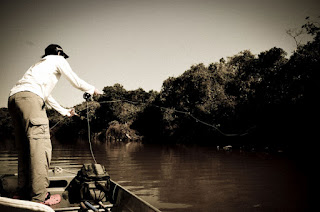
[0,138,310,211]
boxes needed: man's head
[42,44,69,59]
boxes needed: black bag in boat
[67,163,111,203]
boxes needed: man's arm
[45,95,72,116]
[56,57,96,95]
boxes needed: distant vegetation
[1,17,319,149]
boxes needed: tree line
[1,17,319,149]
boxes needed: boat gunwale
[1,171,162,212]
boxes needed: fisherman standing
[8,44,101,205]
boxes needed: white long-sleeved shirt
[9,55,95,116]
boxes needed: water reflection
[0,139,308,211]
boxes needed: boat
[223,145,232,151]
[0,165,161,212]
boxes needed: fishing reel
[83,92,92,102]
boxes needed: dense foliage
[1,17,319,148]
[0,107,13,138]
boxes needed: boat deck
[1,167,161,212]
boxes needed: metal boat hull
[0,169,161,212]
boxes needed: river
[0,138,310,211]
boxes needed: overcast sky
[1,0,319,108]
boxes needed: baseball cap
[42,44,69,59]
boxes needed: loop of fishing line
[50,94,251,137]
[86,101,97,164]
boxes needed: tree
[158,63,237,143]
[0,108,13,138]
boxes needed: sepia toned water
[0,138,309,211]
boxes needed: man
[8,44,101,205]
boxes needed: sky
[1,0,319,108]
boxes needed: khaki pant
[8,92,52,202]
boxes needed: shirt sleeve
[45,95,71,116]
[56,57,95,95]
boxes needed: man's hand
[94,88,102,96]
[67,108,78,117]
